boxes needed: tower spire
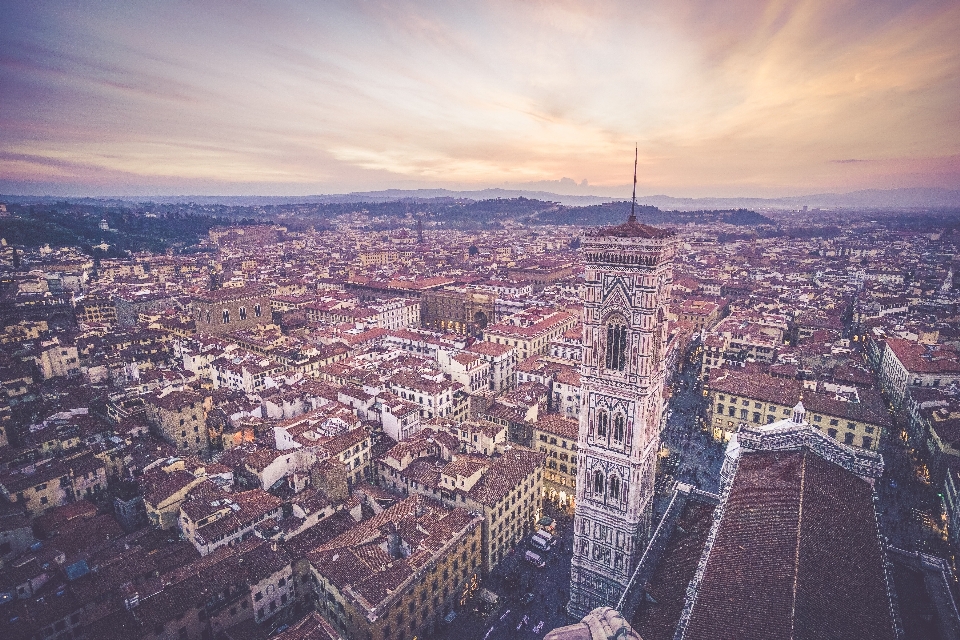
[629,145,638,223]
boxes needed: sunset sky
[2,0,959,197]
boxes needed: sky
[1,0,959,198]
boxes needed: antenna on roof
[629,145,638,223]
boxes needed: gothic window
[254,304,262,318]
[596,410,608,439]
[605,321,627,371]
[609,475,621,501]
[222,310,230,324]
[593,470,604,495]
[239,307,247,320]
[612,413,625,443]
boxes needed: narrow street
[660,350,724,495]
[875,419,951,557]
[436,504,577,640]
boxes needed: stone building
[190,286,272,336]
[534,414,580,506]
[420,287,496,335]
[376,430,545,574]
[307,494,484,640]
[568,213,676,618]
[143,389,213,455]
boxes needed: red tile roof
[683,450,896,640]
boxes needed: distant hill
[3,187,958,210]
[533,202,774,227]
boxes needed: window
[827,428,838,438]
[255,304,262,317]
[862,436,873,449]
[593,470,604,494]
[613,414,625,443]
[829,419,839,426]
[752,412,760,423]
[813,415,822,422]
[767,415,775,424]
[609,475,621,501]
[222,309,230,324]
[844,432,855,445]
[740,409,748,420]
[716,404,724,414]
[605,322,627,371]
[596,410,608,439]
[847,422,855,429]
[728,407,736,417]
[239,307,246,320]
[255,592,263,601]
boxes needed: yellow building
[533,414,579,507]
[707,369,890,451]
[141,468,206,530]
[144,390,214,455]
[483,310,577,361]
[377,430,545,574]
[307,494,483,640]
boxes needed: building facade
[190,286,272,336]
[420,288,496,335]
[568,216,676,618]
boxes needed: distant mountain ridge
[1,187,958,209]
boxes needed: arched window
[613,413,625,443]
[593,470,604,494]
[596,410,608,439]
[609,475,621,501]
[605,320,628,371]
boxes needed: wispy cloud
[0,0,958,196]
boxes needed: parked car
[531,534,550,551]
[525,550,546,568]
[535,529,557,547]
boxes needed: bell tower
[568,153,676,617]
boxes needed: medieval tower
[567,193,676,617]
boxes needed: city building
[420,287,496,335]
[706,368,890,450]
[376,429,545,573]
[190,286,272,336]
[306,494,484,640]
[568,215,676,618]
[483,309,577,361]
[534,414,580,506]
